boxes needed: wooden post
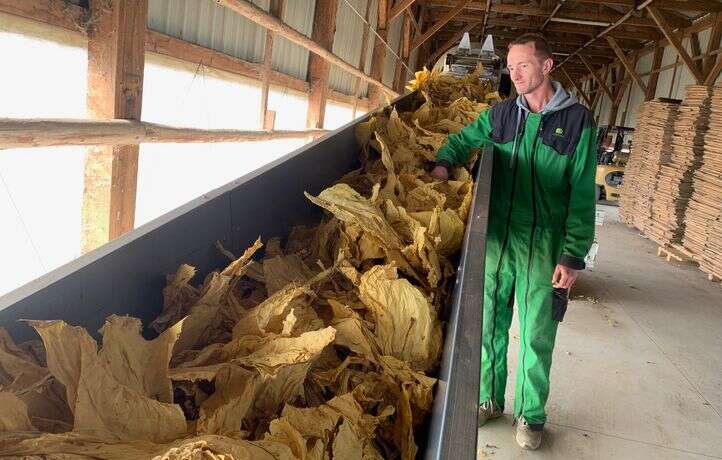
[82,0,147,254]
[578,55,613,99]
[260,0,285,130]
[703,13,722,78]
[647,6,705,84]
[352,0,374,118]
[307,0,338,128]
[646,46,664,101]
[561,67,592,106]
[394,12,413,93]
[368,0,389,108]
[606,36,648,94]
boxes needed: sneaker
[477,400,503,427]
[515,416,542,450]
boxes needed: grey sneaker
[515,416,542,450]
[477,400,503,427]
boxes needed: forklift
[595,125,633,202]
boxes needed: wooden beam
[606,36,647,94]
[425,21,480,68]
[704,12,722,79]
[0,119,328,149]
[260,0,284,130]
[411,0,471,51]
[578,55,613,99]
[394,12,413,93]
[646,45,664,100]
[647,6,705,84]
[352,0,374,118]
[704,54,722,85]
[307,0,337,129]
[388,0,418,23]
[368,0,389,107]
[561,67,592,106]
[82,0,146,253]
[216,0,398,97]
[0,0,86,31]
[425,0,679,28]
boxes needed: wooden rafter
[646,45,664,100]
[307,0,337,129]
[605,36,647,94]
[561,67,592,106]
[388,0,418,23]
[578,55,613,99]
[82,0,147,253]
[647,6,705,84]
[411,0,471,51]
[703,12,722,79]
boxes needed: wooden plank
[352,0,374,118]
[0,119,328,149]
[216,0,398,98]
[394,12,412,93]
[646,46,664,100]
[388,0,418,22]
[703,12,722,80]
[260,0,285,130]
[410,0,472,51]
[307,0,337,129]
[368,0,389,107]
[578,55,613,99]
[0,0,86,31]
[561,66,592,106]
[606,36,648,94]
[691,32,704,77]
[704,55,722,86]
[83,0,147,253]
[647,6,705,84]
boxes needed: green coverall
[436,81,597,426]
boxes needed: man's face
[506,43,553,95]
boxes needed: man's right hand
[430,165,449,181]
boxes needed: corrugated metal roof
[271,0,316,81]
[148,0,269,63]
[329,0,377,96]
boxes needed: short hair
[507,33,553,61]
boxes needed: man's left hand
[552,264,579,289]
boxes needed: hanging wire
[340,0,414,76]
[0,168,46,271]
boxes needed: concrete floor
[477,205,722,459]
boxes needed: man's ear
[542,57,554,75]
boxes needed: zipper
[519,116,543,418]
[488,114,526,401]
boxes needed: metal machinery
[0,94,493,460]
[595,125,633,202]
[444,33,503,88]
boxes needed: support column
[306,0,337,128]
[367,0,388,108]
[82,0,147,253]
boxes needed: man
[431,34,596,450]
